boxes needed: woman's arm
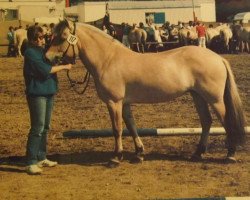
[50,64,72,74]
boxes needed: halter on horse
[46,19,246,166]
[51,22,90,95]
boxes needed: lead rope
[67,67,90,95]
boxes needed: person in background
[187,21,194,30]
[147,19,156,43]
[108,24,117,38]
[42,24,48,35]
[196,21,206,48]
[23,25,72,175]
[178,21,183,29]
[7,26,15,57]
[139,22,146,31]
[121,22,130,48]
[103,11,110,28]
[102,24,109,34]
[48,23,55,36]
[154,25,164,50]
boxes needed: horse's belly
[125,87,187,104]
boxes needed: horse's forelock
[55,20,69,37]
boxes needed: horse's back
[179,28,197,38]
[128,28,147,43]
[128,45,222,69]
[206,28,219,39]
[123,46,224,87]
[15,29,27,38]
[119,46,225,103]
[15,29,27,44]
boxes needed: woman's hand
[50,64,73,74]
[64,64,72,70]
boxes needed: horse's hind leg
[136,43,140,52]
[106,100,124,167]
[191,91,212,161]
[140,43,145,53]
[210,101,237,163]
[122,104,144,163]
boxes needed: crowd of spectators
[6,22,55,57]
[5,16,246,56]
[101,17,208,52]
[101,17,246,54]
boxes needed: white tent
[234,12,250,23]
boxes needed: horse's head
[45,19,79,65]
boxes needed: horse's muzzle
[61,56,76,65]
[52,56,75,65]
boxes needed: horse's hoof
[190,154,202,162]
[107,159,120,168]
[225,156,237,164]
[130,155,144,164]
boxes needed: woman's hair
[9,26,14,31]
[27,25,43,42]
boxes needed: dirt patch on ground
[0,54,249,200]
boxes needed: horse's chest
[93,79,125,102]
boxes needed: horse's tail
[141,30,147,46]
[223,58,246,146]
[13,31,17,47]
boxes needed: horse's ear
[64,17,73,25]
[64,18,70,26]
[64,18,74,33]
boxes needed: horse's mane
[54,20,69,36]
[78,23,115,40]
[54,20,118,42]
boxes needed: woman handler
[23,25,72,175]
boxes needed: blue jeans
[26,95,54,165]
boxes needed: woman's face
[34,32,45,47]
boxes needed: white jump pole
[63,126,250,138]
[157,126,250,135]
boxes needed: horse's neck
[77,24,116,76]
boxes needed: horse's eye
[52,37,64,45]
[62,32,68,39]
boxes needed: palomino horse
[128,27,147,53]
[238,27,250,53]
[46,20,246,166]
[220,27,233,53]
[14,28,27,57]
[206,27,220,48]
[232,24,250,53]
[178,27,198,46]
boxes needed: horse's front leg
[246,41,250,53]
[107,100,123,167]
[122,104,144,163]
